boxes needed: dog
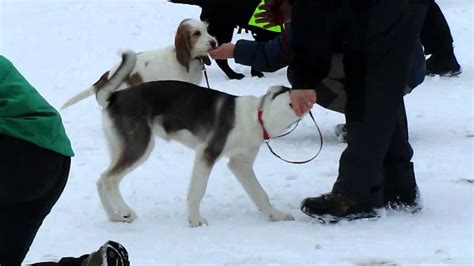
[95,50,302,227]
[169,0,279,80]
[60,18,217,110]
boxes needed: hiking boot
[301,192,378,221]
[385,184,422,213]
[383,161,422,213]
[334,124,347,143]
[86,241,130,266]
[426,47,462,77]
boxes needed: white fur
[61,18,216,110]
[97,85,301,227]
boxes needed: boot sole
[315,212,380,224]
[301,206,380,224]
[427,69,462,77]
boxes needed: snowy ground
[1,0,473,265]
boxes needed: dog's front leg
[187,147,215,227]
[228,151,294,222]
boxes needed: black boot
[426,47,461,77]
[384,183,422,213]
[87,241,130,266]
[301,192,379,223]
[383,162,422,213]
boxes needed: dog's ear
[175,21,192,72]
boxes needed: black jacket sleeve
[288,0,333,90]
[233,25,291,72]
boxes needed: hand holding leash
[290,89,317,117]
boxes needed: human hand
[290,89,316,116]
[254,0,292,28]
[209,43,235,60]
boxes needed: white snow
[1,0,473,265]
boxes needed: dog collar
[257,95,270,140]
[195,55,211,66]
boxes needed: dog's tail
[168,0,204,7]
[60,50,137,110]
[95,50,137,108]
[60,87,95,110]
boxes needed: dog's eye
[193,31,201,37]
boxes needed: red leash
[265,111,323,164]
[202,59,322,164]
[258,96,323,164]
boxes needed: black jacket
[287,0,428,90]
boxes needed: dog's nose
[210,40,217,48]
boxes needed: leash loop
[265,111,323,164]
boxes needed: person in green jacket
[0,55,129,266]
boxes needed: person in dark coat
[0,55,129,266]
[249,0,428,221]
[209,23,426,116]
[210,0,460,80]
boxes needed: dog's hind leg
[212,26,245,80]
[228,150,294,222]
[187,145,217,227]
[97,118,154,223]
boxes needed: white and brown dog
[95,51,302,227]
[61,18,217,109]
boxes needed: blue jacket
[234,24,425,89]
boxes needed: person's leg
[383,102,420,209]
[332,49,411,206]
[421,0,461,76]
[322,46,424,144]
[421,0,453,55]
[301,1,427,218]
[319,53,346,114]
[0,135,70,266]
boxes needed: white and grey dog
[61,18,216,110]
[96,51,303,227]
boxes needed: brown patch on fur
[93,71,110,89]
[175,19,192,72]
[125,73,144,87]
[145,61,150,67]
[190,32,200,49]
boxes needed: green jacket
[0,56,74,156]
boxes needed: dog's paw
[251,69,264,78]
[108,209,137,223]
[188,216,208,227]
[228,72,245,80]
[268,211,294,222]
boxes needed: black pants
[420,0,453,55]
[0,135,79,266]
[331,1,428,206]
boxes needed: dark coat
[287,0,429,90]
[233,23,426,113]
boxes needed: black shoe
[426,47,462,77]
[87,241,130,266]
[385,185,422,213]
[301,193,378,223]
[334,124,347,143]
